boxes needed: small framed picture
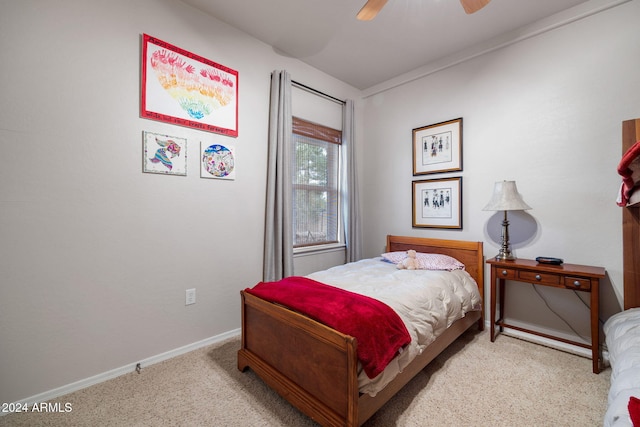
[412,118,462,175]
[412,177,462,229]
[143,131,187,176]
[200,141,235,180]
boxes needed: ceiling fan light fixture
[356,0,388,21]
[356,0,490,21]
[460,0,491,14]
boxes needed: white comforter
[603,307,640,427]
[307,257,482,396]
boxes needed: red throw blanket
[617,140,640,206]
[245,276,411,379]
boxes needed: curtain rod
[292,80,345,105]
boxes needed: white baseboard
[485,320,610,365]
[9,329,241,411]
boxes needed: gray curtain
[342,99,363,262]
[263,70,293,282]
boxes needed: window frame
[291,117,344,252]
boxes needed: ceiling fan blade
[460,0,491,14]
[356,0,388,21]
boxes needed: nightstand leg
[591,278,600,374]
[498,278,505,334]
[490,268,497,342]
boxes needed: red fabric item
[630,396,640,427]
[617,141,640,206]
[245,276,411,379]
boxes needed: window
[292,117,342,248]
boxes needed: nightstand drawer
[518,270,561,285]
[496,268,517,279]
[564,276,591,290]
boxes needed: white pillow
[381,251,465,271]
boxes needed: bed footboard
[238,291,360,426]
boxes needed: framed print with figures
[412,118,462,175]
[412,177,462,229]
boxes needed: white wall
[0,0,361,404]
[360,1,639,344]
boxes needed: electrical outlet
[185,288,196,305]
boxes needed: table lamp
[483,181,531,260]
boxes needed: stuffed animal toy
[397,249,419,270]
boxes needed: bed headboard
[386,235,484,302]
[622,118,640,309]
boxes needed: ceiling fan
[357,0,491,21]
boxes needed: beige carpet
[0,329,610,426]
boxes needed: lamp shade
[482,181,531,211]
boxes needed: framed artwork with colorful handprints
[200,141,235,180]
[141,34,238,137]
[143,131,187,176]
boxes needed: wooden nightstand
[487,257,606,374]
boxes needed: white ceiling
[180,0,622,91]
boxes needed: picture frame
[412,118,462,175]
[200,141,236,180]
[141,34,238,137]
[412,177,462,229]
[143,131,187,176]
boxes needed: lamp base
[496,211,516,261]
[494,249,516,261]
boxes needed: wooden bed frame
[237,235,484,426]
[622,118,640,309]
